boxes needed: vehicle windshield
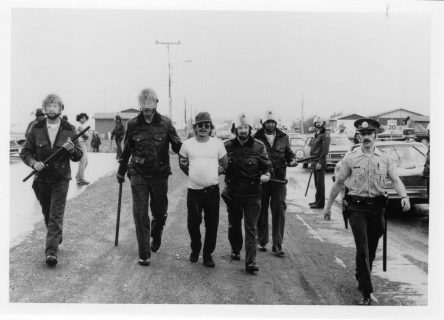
[330,136,352,147]
[291,138,306,147]
[378,145,426,167]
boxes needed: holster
[342,200,350,229]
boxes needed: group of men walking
[21,87,414,305]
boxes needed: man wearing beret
[21,94,83,266]
[179,112,227,267]
[323,118,410,305]
[116,88,182,266]
[25,108,46,138]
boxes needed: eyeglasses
[196,122,211,129]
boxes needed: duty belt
[345,194,387,207]
[189,185,219,194]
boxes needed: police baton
[114,181,123,246]
[23,126,91,182]
[305,167,314,197]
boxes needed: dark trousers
[187,186,220,257]
[348,205,385,297]
[313,166,325,207]
[32,179,70,256]
[129,173,169,260]
[223,194,261,265]
[115,138,123,159]
[257,182,287,250]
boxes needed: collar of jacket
[136,110,162,125]
[232,135,255,147]
[255,128,286,139]
[33,118,72,130]
[315,127,326,136]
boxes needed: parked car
[290,135,311,168]
[304,133,352,170]
[335,141,428,211]
[10,139,22,157]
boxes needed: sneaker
[358,297,371,305]
[151,239,161,253]
[257,245,267,252]
[138,258,150,266]
[189,251,199,263]
[46,254,58,267]
[274,249,286,257]
[230,252,240,261]
[77,180,90,185]
[203,255,215,268]
[245,262,259,273]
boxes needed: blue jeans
[32,179,70,256]
[129,173,169,260]
[76,141,88,182]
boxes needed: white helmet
[262,110,278,124]
[313,115,325,125]
[233,113,251,128]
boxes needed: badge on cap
[49,96,55,103]
[362,121,368,128]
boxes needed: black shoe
[358,297,371,305]
[138,258,150,266]
[245,262,259,273]
[45,254,58,267]
[309,202,317,206]
[203,255,215,268]
[310,204,324,209]
[189,251,199,263]
[59,236,63,245]
[151,239,161,253]
[230,252,240,261]
[257,245,267,252]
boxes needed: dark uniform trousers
[187,185,220,257]
[32,179,69,256]
[129,173,168,260]
[313,166,326,207]
[115,137,123,159]
[257,181,287,250]
[225,196,261,265]
[348,204,385,297]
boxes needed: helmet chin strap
[46,113,60,120]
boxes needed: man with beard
[179,112,227,267]
[111,114,125,159]
[323,118,410,305]
[21,94,83,266]
[254,110,298,256]
[117,88,182,266]
[309,116,330,209]
[222,113,272,274]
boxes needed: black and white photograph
[3,0,444,318]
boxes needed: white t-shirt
[179,137,227,190]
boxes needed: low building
[93,108,139,137]
[328,113,365,134]
[369,108,429,134]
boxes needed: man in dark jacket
[116,88,182,266]
[254,110,298,256]
[222,113,272,274]
[309,116,331,209]
[111,114,125,159]
[21,94,83,266]
[25,108,46,138]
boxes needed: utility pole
[184,97,187,127]
[301,92,305,134]
[156,40,181,121]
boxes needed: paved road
[9,155,428,305]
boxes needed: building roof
[121,108,139,113]
[93,112,139,120]
[406,115,430,122]
[329,113,365,121]
[370,108,425,118]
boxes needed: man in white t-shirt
[179,112,228,268]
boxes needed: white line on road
[334,256,347,268]
[296,215,325,242]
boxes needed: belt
[189,185,219,194]
[345,194,386,206]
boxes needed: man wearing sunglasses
[117,88,182,266]
[323,118,410,305]
[178,112,228,268]
[222,113,272,274]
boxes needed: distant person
[179,112,227,267]
[25,108,46,138]
[75,113,90,185]
[91,131,101,152]
[353,132,361,144]
[62,115,68,121]
[116,88,182,266]
[20,94,83,266]
[309,116,330,209]
[111,115,125,159]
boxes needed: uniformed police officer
[222,113,272,274]
[21,94,83,266]
[254,110,298,256]
[117,88,182,266]
[323,118,410,305]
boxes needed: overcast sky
[10,7,431,129]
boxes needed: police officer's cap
[138,88,159,103]
[354,118,380,133]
